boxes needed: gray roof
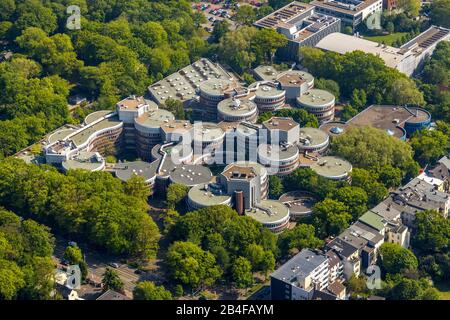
[113,160,159,183]
[96,290,131,300]
[271,249,327,283]
[438,156,450,169]
[169,165,213,187]
[148,58,233,105]
[325,237,358,259]
[370,200,402,222]
[310,156,352,179]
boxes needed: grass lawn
[435,282,450,300]
[364,32,408,46]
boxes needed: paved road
[53,238,141,295]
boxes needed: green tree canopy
[166,183,189,210]
[166,241,222,289]
[277,224,323,258]
[63,245,83,265]
[430,0,450,28]
[312,199,352,237]
[328,186,368,219]
[332,126,419,180]
[133,281,173,300]
[102,268,124,293]
[379,243,419,274]
[231,256,253,289]
[410,129,449,166]
[413,210,450,253]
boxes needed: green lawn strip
[364,32,408,46]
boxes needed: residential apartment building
[271,249,346,300]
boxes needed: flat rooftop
[311,0,380,16]
[199,79,237,97]
[401,26,450,54]
[188,183,231,207]
[84,110,114,125]
[319,121,349,137]
[160,120,193,134]
[193,123,225,142]
[47,128,77,144]
[297,89,335,107]
[258,143,299,161]
[278,70,314,88]
[254,1,314,29]
[117,96,147,111]
[271,248,327,282]
[169,164,213,187]
[298,127,329,148]
[224,161,267,179]
[217,98,257,117]
[252,82,285,98]
[246,200,290,224]
[310,156,352,179]
[70,114,122,147]
[253,65,280,81]
[263,117,299,131]
[236,122,260,137]
[135,109,175,129]
[279,191,317,216]
[316,33,407,69]
[62,151,104,172]
[222,165,258,181]
[346,105,430,138]
[114,160,159,183]
[148,58,234,105]
[217,121,241,133]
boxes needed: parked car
[68,241,78,247]
[109,262,120,269]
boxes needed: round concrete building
[134,108,175,160]
[62,151,105,173]
[296,89,335,123]
[250,82,286,112]
[193,122,226,151]
[217,98,258,123]
[168,164,213,187]
[319,121,349,138]
[279,191,317,220]
[246,200,290,233]
[310,156,352,181]
[257,143,299,176]
[298,127,330,154]
[187,183,232,210]
[199,79,235,120]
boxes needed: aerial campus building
[296,89,336,122]
[252,66,336,122]
[36,92,354,233]
[36,56,352,234]
[320,104,432,140]
[148,57,336,124]
[316,26,450,76]
[253,1,341,61]
[310,0,383,27]
[187,162,290,233]
[148,58,234,106]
